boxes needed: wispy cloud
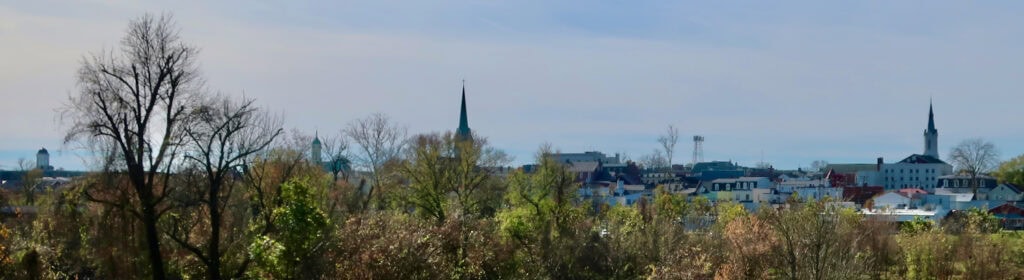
[2,1,1023,170]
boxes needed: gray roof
[825,164,877,174]
[897,154,947,164]
[567,161,600,173]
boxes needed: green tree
[496,145,585,278]
[248,178,330,279]
[993,154,1024,186]
[900,216,935,235]
[398,132,507,224]
[760,200,869,280]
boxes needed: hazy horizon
[3,1,1023,171]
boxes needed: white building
[844,103,953,190]
[873,192,912,210]
[880,154,953,191]
[36,148,52,171]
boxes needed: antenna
[692,135,704,165]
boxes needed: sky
[2,1,1023,171]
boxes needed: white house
[776,178,830,193]
[873,192,912,210]
[737,177,773,189]
[989,184,1022,202]
[793,186,844,202]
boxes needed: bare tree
[321,132,351,183]
[17,158,42,205]
[949,138,1000,194]
[810,160,829,172]
[166,95,282,280]
[658,125,679,170]
[640,150,669,171]
[62,14,200,279]
[345,113,407,211]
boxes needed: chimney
[876,157,884,171]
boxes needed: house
[566,161,612,187]
[934,187,990,200]
[776,177,829,192]
[710,178,738,191]
[873,191,913,210]
[842,186,884,206]
[551,151,621,165]
[862,208,950,223]
[737,177,773,189]
[690,161,745,182]
[936,174,998,189]
[989,184,1022,202]
[897,188,928,197]
[793,186,844,202]
[989,203,1024,230]
[825,162,880,187]
[919,190,973,211]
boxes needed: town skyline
[3,1,1024,171]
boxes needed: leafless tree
[167,95,282,280]
[658,125,679,170]
[640,150,669,171]
[949,138,1000,194]
[810,160,829,172]
[345,112,407,211]
[61,13,199,279]
[321,132,351,183]
[17,158,42,205]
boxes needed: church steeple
[311,130,322,164]
[923,101,939,159]
[456,81,472,141]
[927,101,936,132]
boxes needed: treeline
[3,152,1024,279]
[3,13,1024,280]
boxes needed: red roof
[990,203,1024,216]
[898,188,928,195]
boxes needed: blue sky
[2,1,1023,171]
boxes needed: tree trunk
[141,194,167,280]
[208,181,222,280]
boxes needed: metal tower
[692,135,704,165]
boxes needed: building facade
[880,154,953,190]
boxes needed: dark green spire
[927,101,936,132]
[456,82,472,141]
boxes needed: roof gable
[996,183,1023,194]
[898,154,947,164]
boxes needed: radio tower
[692,135,704,165]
